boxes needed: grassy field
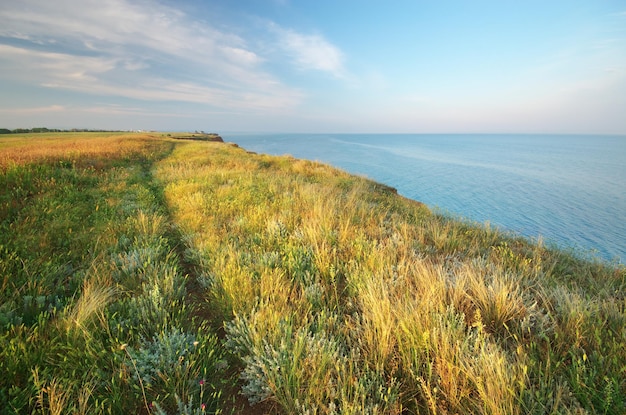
[1,132,624,414]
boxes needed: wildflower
[199,379,205,386]
[201,403,206,412]
[193,341,200,347]
[120,343,128,350]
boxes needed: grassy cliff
[1,133,624,414]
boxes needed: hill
[1,132,624,414]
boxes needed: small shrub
[124,327,226,413]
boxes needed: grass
[0,132,226,414]
[1,132,625,414]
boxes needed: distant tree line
[0,128,125,134]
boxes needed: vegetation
[1,132,624,414]
[0,128,127,134]
[167,133,223,142]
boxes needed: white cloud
[0,105,66,115]
[269,23,347,78]
[219,46,262,66]
[0,0,302,112]
[123,60,149,71]
[0,44,117,82]
[0,42,302,112]
[0,0,191,55]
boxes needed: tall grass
[0,133,226,414]
[2,133,624,414]
[156,140,625,414]
[0,132,164,170]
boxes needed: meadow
[1,132,624,414]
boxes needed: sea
[224,133,626,264]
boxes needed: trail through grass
[1,133,227,414]
[1,133,624,414]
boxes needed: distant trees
[0,128,123,134]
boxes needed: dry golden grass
[60,274,116,339]
[155,139,625,414]
[0,132,165,169]
[3,133,623,414]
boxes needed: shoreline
[226,133,625,265]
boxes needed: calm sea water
[225,134,626,264]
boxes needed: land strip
[1,132,624,414]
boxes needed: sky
[1,0,625,133]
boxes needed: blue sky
[1,0,625,133]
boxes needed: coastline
[1,132,624,413]
[227,133,626,264]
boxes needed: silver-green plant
[126,328,197,389]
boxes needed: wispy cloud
[0,105,66,115]
[269,23,347,78]
[0,0,302,111]
[1,42,302,110]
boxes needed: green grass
[1,133,624,414]
[0,133,227,414]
